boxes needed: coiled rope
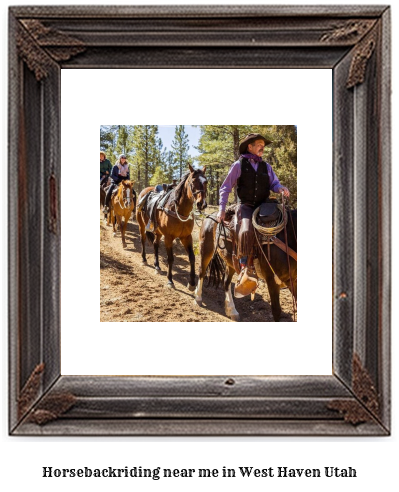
[251,204,287,236]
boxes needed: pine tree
[253,125,297,206]
[149,165,168,186]
[115,125,131,157]
[129,125,159,189]
[171,125,190,178]
[164,150,177,182]
[100,125,120,167]
[100,125,114,151]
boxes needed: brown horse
[194,207,297,321]
[108,180,136,249]
[136,165,207,289]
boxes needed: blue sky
[158,125,201,158]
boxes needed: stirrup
[234,266,258,298]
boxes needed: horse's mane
[117,180,133,198]
[173,172,190,202]
[173,169,205,203]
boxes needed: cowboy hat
[239,133,272,155]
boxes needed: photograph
[100,125,297,323]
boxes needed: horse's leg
[264,270,282,322]
[153,232,162,273]
[114,214,122,242]
[194,219,217,306]
[224,265,240,321]
[120,214,128,248]
[137,212,147,264]
[180,235,196,291]
[164,235,175,288]
[111,206,117,233]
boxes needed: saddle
[111,185,119,198]
[219,200,281,273]
[140,187,174,230]
[217,205,240,273]
[103,183,120,199]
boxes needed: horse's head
[121,180,135,209]
[188,164,207,211]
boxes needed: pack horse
[136,165,207,289]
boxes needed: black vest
[237,157,270,206]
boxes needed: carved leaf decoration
[320,19,376,43]
[45,46,86,62]
[328,400,372,425]
[18,363,45,419]
[352,353,380,415]
[28,393,77,425]
[347,27,378,88]
[328,353,380,425]
[17,19,85,81]
[17,24,55,81]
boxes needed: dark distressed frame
[9,5,391,436]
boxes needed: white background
[61,68,332,376]
[1,1,398,492]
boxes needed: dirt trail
[100,212,295,322]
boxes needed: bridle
[172,171,207,222]
[187,172,207,201]
[117,182,133,210]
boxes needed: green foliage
[100,125,133,166]
[254,125,297,206]
[129,125,159,189]
[163,150,176,182]
[149,165,168,186]
[171,125,190,178]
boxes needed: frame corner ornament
[346,26,378,88]
[320,19,376,43]
[17,363,45,419]
[17,19,85,81]
[28,392,77,425]
[328,354,380,425]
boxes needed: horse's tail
[206,250,226,289]
[145,231,155,244]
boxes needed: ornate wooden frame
[9,5,391,435]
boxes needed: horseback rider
[103,154,132,216]
[216,133,290,296]
[100,151,112,185]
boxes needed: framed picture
[9,5,390,435]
